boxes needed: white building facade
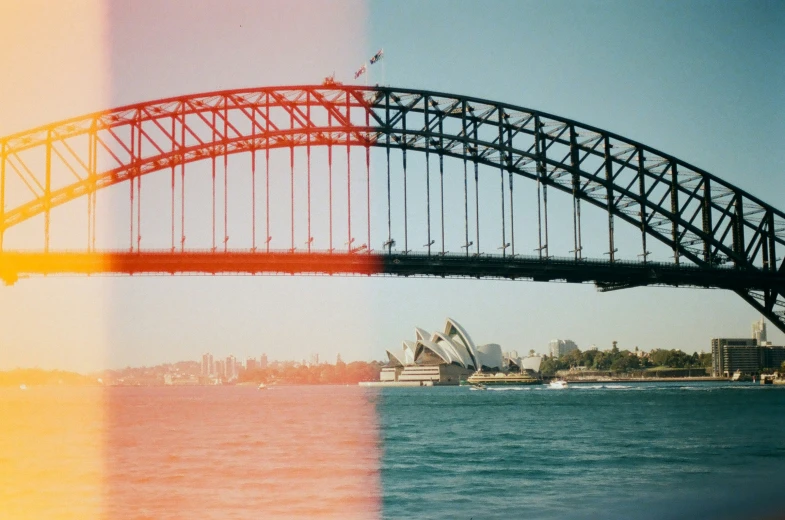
[549,339,578,358]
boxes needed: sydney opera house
[380,318,542,386]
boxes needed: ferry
[462,371,542,387]
[549,380,568,389]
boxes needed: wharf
[359,377,732,387]
[359,381,435,387]
[561,377,727,384]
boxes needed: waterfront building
[260,353,268,369]
[761,346,785,371]
[712,318,785,376]
[246,357,258,371]
[382,318,508,385]
[214,359,225,379]
[711,338,757,376]
[549,339,578,358]
[711,338,785,376]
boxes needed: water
[2,383,784,519]
[378,382,785,519]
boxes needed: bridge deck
[1,252,782,291]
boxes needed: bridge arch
[1,85,783,331]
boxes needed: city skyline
[3,315,773,371]
[1,1,783,372]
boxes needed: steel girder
[1,85,783,330]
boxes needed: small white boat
[549,380,568,389]
[19,384,27,390]
[257,383,267,390]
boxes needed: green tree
[582,349,598,369]
[540,357,568,376]
[563,348,583,367]
[611,352,640,372]
[593,352,612,370]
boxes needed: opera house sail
[378,318,542,386]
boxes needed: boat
[257,382,267,390]
[462,371,542,387]
[731,370,753,382]
[549,380,568,389]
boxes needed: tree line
[539,346,712,376]
[239,360,382,385]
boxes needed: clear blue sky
[1,0,783,371]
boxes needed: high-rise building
[549,339,578,358]
[246,357,258,371]
[260,353,268,369]
[201,353,214,377]
[752,318,767,345]
[214,359,225,379]
[310,353,319,366]
[225,355,237,380]
[336,353,343,365]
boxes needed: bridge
[1,85,784,331]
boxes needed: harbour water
[378,382,785,519]
[1,382,784,519]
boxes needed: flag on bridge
[369,49,384,64]
[354,64,367,79]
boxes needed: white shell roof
[385,349,406,367]
[402,341,416,364]
[414,339,453,366]
[414,327,431,342]
[444,317,479,367]
[505,356,522,369]
[386,318,500,371]
[476,343,503,369]
[431,331,475,369]
[520,356,543,372]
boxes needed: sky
[0,0,784,371]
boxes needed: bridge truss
[1,86,783,331]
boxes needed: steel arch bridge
[1,85,784,331]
